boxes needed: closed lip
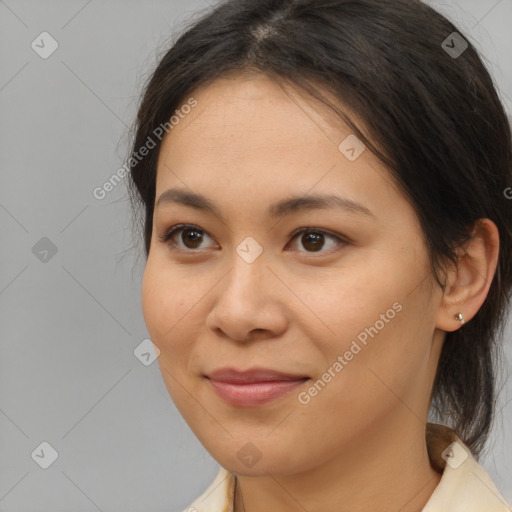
[205,367,310,384]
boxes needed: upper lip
[205,367,310,384]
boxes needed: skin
[141,70,499,512]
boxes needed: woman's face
[141,71,446,475]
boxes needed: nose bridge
[206,239,285,341]
[235,234,265,266]
[224,238,269,299]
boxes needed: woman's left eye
[287,227,347,254]
[159,224,347,254]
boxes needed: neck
[234,420,442,512]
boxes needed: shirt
[180,424,511,512]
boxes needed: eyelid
[158,223,217,249]
[288,226,351,245]
[159,223,349,254]
[286,227,348,255]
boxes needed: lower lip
[206,378,309,407]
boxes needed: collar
[184,423,511,512]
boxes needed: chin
[208,441,307,477]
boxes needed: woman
[127,0,512,510]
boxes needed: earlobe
[435,218,500,332]
[453,312,465,325]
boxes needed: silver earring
[454,312,465,325]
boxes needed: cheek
[292,252,433,394]
[290,259,405,351]
[141,262,166,341]
[141,259,195,354]
[303,292,435,430]
[141,260,204,409]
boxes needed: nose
[205,251,288,343]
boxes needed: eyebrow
[155,188,376,220]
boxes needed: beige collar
[184,423,511,512]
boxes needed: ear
[436,218,500,332]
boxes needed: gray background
[0,1,511,511]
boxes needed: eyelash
[158,223,348,255]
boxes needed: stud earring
[454,312,465,325]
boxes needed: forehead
[153,71,403,224]
[158,73,364,174]
[167,71,357,145]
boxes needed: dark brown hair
[126,0,512,457]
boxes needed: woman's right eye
[158,224,217,251]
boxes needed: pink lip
[205,367,310,407]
